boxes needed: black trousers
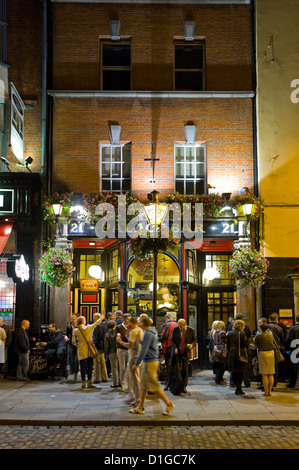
[80,357,93,381]
[232,372,243,391]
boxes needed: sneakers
[129,406,144,415]
[163,402,175,416]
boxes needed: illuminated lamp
[88,265,102,279]
[203,267,220,281]
[149,282,159,292]
[52,203,62,216]
[242,204,253,216]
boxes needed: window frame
[173,40,205,92]
[100,142,132,194]
[174,142,207,196]
[100,40,132,91]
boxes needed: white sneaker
[163,402,175,416]
[129,406,144,415]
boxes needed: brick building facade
[1,0,256,369]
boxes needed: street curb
[1,419,299,427]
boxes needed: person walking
[210,320,227,385]
[254,322,275,396]
[117,316,144,406]
[72,311,105,389]
[66,315,79,382]
[227,320,249,395]
[130,315,175,416]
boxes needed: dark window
[174,43,205,91]
[101,43,131,90]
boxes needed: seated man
[41,324,67,369]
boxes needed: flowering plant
[42,192,72,224]
[229,247,269,289]
[39,245,75,288]
[128,228,181,260]
[165,192,226,218]
[231,194,264,221]
[81,191,139,225]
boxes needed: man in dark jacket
[170,318,197,393]
[92,313,108,383]
[14,319,32,381]
[41,324,67,367]
[286,314,299,388]
[115,313,130,390]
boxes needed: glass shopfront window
[203,254,234,286]
[127,253,179,333]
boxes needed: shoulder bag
[78,326,98,359]
[272,336,285,363]
[238,332,248,363]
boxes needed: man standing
[161,314,177,386]
[286,314,299,388]
[130,315,175,416]
[115,313,130,390]
[170,318,197,393]
[92,313,108,384]
[14,319,31,382]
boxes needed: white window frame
[174,143,207,195]
[100,143,132,194]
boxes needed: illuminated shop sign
[7,254,30,283]
[203,219,243,238]
[0,189,14,214]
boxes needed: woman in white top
[0,326,7,366]
[72,311,105,389]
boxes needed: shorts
[139,361,160,392]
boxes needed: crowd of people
[208,312,299,396]
[0,309,298,412]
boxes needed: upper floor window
[100,42,131,90]
[174,42,205,91]
[100,143,131,193]
[174,144,206,195]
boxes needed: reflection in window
[203,254,234,286]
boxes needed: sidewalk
[0,370,298,427]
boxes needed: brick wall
[52,96,254,201]
[7,0,43,173]
[52,3,253,92]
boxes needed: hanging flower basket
[39,246,76,288]
[231,194,264,222]
[128,229,181,260]
[42,192,72,224]
[229,247,269,289]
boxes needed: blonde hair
[233,319,245,331]
[76,316,86,326]
[211,320,225,331]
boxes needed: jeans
[109,352,119,386]
[117,348,128,388]
[93,351,108,382]
[17,352,29,379]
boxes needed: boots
[81,380,86,389]
[87,380,96,389]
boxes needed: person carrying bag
[72,311,105,389]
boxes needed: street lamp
[242,203,253,246]
[143,190,168,326]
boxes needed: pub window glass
[174,42,205,91]
[174,144,206,195]
[101,42,131,90]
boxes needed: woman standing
[72,311,105,389]
[210,321,227,385]
[227,320,249,395]
[254,322,275,396]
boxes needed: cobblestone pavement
[1,425,299,450]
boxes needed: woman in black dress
[227,320,249,395]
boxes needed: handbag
[78,326,98,359]
[238,332,248,363]
[273,336,285,363]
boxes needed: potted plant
[229,247,269,289]
[39,244,76,288]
